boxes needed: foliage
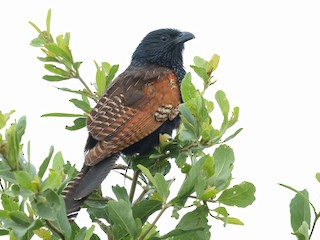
[0,10,256,240]
[279,181,320,240]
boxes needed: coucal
[63,28,194,219]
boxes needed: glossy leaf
[0,110,15,130]
[44,64,71,77]
[38,145,54,178]
[215,90,230,120]
[222,128,243,143]
[69,98,91,113]
[207,54,220,73]
[132,199,162,224]
[15,171,36,192]
[293,221,309,240]
[41,113,84,117]
[45,43,73,64]
[138,164,169,202]
[316,172,320,183]
[65,117,86,131]
[42,75,70,81]
[218,182,256,207]
[174,206,210,240]
[107,200,138,239]
[190,65,209,81]
[34,189,71,238]
[1,194,19,211]
[193,56,208,69]
[112,185,130,204]
[180,72,197,102]
[210,145,234,190]
[105,64,119,87]
[290,189,311,233]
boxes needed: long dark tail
[62,153,120,219]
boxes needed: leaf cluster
[0,10,256,240]
[280,180,320,240]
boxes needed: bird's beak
[175,31,195,44]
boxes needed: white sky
[1,0,320,239]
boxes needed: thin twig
[129,170,140,203]
[133,187,149,205]
[309,211,320,240]
[113,164,128,170]
[139,204,170,240]
[46,220,65,240]
[75,74,97,102]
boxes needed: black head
[131,29,194,70]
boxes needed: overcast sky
[1,1,320,239]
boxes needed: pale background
[1,0,320,239]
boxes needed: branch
[129,170,140,202]
[309,211,320,240]
[139,204,170,240]
[46,220,65,240]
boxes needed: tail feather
[62,153,120,219]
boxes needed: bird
[63,28,195,219]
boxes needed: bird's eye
[161,36,168,42]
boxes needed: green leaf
[56,87,93,99]
[215,90,230,120]
[41,113,84,117]
[112,185,130,204]
[46,9,51,36]
[222,128,243,143]
[94,61,107,96]
[65,117,86,130]
[44,64,71,77]
[293,221,309,240]
[41,169,61,191]
[107,200,138,239]
[150,228,204,240]
[1,194,19,211]
[34,189,71,238]
[173,158,205,205]
[45,43,73,64]
[224,217,244,226]
[15,171,36,192]
[43,75,70,81]
[213,206,228,217]
[228,106,240,127]
[52,151,64,172]
[73,61,82,71]
[69,98,91,113]
[193,56,208,69]
[290,189,311,233]
[37,56,60,63]
[34,228,51,239]
[38,146,54,178]
[210,145,234,190]
[132,200,162,224]
[0,229,9,236]
[207,54,220,73]
[174,206,210,240]
[16,116,26,145]
[138,165,169,202]
[9,211,32,226]
[0,110,15,129]
[190,65,209,81]
[30,35,46,47]
[316,172,320,183]
[28,21,42,34]
[218,181,256,207]
[105,64,119,86]
[180,72,197,102]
